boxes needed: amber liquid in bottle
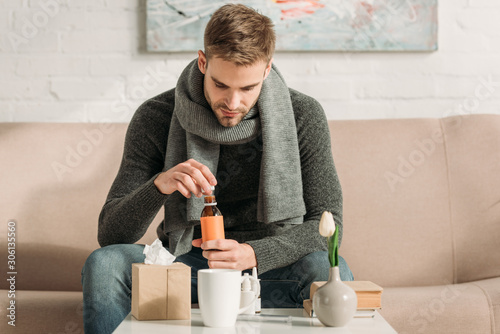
[201,194,222,217]
[200,187,225,243]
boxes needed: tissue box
[131,262,191,320]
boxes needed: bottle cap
[201,185,215,194]
[242,273,251,291]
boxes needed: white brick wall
[0,0,499,122]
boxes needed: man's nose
[225,91,240,111]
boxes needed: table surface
[113,308,397,334]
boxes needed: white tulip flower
[319,211,335,237]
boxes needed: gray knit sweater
[98,87,343,274]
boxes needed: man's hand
[154,159,217,198]
[192,238,257,271]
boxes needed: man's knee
[295,251,330,282]
[338,256,354,281]
[293,252,354,282]
[82,244,145,278]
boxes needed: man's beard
[212,102,248,127]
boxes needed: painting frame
[146,0,438,52]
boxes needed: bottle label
[200,216,225,243]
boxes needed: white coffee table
[113,308,397,333]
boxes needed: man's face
[197,50,272,128]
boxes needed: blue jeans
[81,244,353,334]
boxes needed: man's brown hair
[204,4,276,66]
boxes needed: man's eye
[215,83,225,89]
[243,87,255,92]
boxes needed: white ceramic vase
[312,266,357,327]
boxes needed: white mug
[198,269,260,327]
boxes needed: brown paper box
[131,262,191,320]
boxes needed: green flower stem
[328,227,339,267]
[328,235,334,267]
[334,227,339,267]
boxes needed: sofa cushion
[0,123,158,292]
[380,278,499,334]
[472,277,500,332]
[441,115,500,283]
[330,114,500,288]
[330,118,453,287]
[0,290,83,334]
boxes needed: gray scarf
[161,59,306,256]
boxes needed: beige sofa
[1,114,499,334]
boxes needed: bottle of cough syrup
[200,186,225,243]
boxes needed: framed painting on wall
[147,0,438,52]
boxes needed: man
[82,4,353,334]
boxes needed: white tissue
[143,238,176,265]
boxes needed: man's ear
[198,50,207,74]
[263,58,273,80]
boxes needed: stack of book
[303,280,383,318]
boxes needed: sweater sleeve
[246,89,343,274]
[97,90,175,247]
